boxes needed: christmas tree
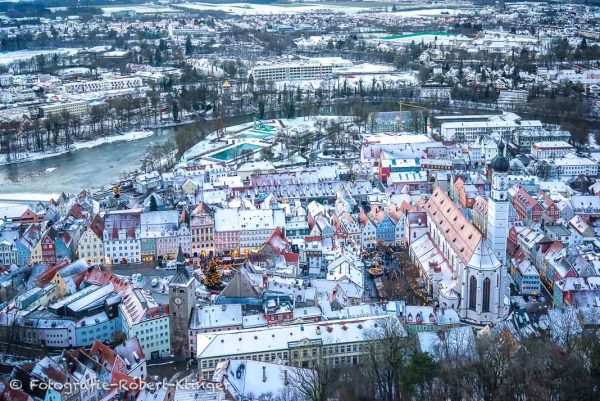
[204,257,222,289]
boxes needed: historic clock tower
[169,246,196,359]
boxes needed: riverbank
[0,130,154,167]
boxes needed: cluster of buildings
[0,0,600,398]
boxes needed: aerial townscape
[1,0,600,400]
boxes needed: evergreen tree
[204,258,222,289]
[172,99,179,121]
[258,99,265,119]
[149,195,158,211]
[185,35,193,55]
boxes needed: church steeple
[171,245,191,285]
[491,140,510,173]
[487,139,509,266]
[176,245,185,266]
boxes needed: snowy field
[0,193,59,203]
[334,63,397,74]
[395,8,462,17]
[179,2,375,15]
[101,5,178,14]
[0,130,154,166]
[177,3,464,16]
[0,48,80,66]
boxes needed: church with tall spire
[487,140,510,265]
[409,139,510,325]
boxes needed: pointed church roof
[468,239,501,270]
[220,270,260,298]
[176,245,185,264]
[170,247,192,286]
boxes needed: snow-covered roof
[197,316,401,359]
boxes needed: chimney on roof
[262,366,267,382]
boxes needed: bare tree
[287,352,337,401]
[363,317,410,401]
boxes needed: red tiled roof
[83,266,130,294]
[69,204,85,220]
[515,187,537,209]
[110,372,139,394]
[89,214,105,239]
[37,259,70,286]
[90,340,118,368]
[424,188,481,265]
[283,252,299,264]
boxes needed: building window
[469,275,477,310]
[482,278,491,312]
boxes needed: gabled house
[326,253,364,288]
[568,215,595,246]
[190,201,215,257]
[512,187,544,222]
[16,224,41,266]
[359,210,376,249]
[366,206,396,245]
[55,231,73,261]
[78,214,105,265]
[31,227,59,265]
[538,191,560,222]
[389,200,414,244]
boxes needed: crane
[397,101,430,132]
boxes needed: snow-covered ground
[0,130,154,166]
[101,5,178,14]
[0,193,59,203]
[0,48,80,66]
[395,8,462,17]
[178,3,463,17]
[335,63,397,75]
[178,2,372,15]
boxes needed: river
[0,127,178,198]
[0,101,423,199]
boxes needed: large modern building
[39,100,90,118]
[551,155,599,177]
[63,77,143,93]
[440,113,536,143]
[250,57,352,81]
[531,141,574,160]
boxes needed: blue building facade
[376,215,397,244]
